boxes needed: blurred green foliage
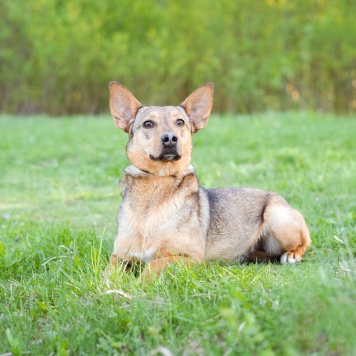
[1,0,355,114]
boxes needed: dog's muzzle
[149,132,181,161]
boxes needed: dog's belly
[203,187,276,261]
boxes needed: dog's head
[109,82,214,176]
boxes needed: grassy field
[1,113,355,355]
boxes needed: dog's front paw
[280,252,302,264]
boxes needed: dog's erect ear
[109,82,142,132]
[180,83,214,133]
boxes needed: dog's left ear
[109,82,142,132]
[180,83,214,133]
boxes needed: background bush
[1,0,355,114]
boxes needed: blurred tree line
[1,0,355,115]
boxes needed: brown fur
[108,82,311,277]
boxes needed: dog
[108,82,311,276]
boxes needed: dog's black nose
[161,132,178,147]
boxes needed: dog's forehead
[136,106,187,121]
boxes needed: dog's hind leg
[262,202,311,264]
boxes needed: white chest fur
[125,247,157,263]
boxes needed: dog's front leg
[103,254,142,285]
[142,256,198,278]
[110,253,121,267]
[109,253,143,271]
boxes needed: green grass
[1,113,356,355]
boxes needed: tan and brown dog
[108,82,311,276]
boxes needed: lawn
[1,113,355,355]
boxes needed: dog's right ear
[109,82,142,132]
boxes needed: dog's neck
[124,164,195,178]
[120,164,199,203]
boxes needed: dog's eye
[176,119,185,126]
[143,121,154,128]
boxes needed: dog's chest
[120,174,195,236]
[116,172,206,259]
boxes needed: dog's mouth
[149,149,181,162]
